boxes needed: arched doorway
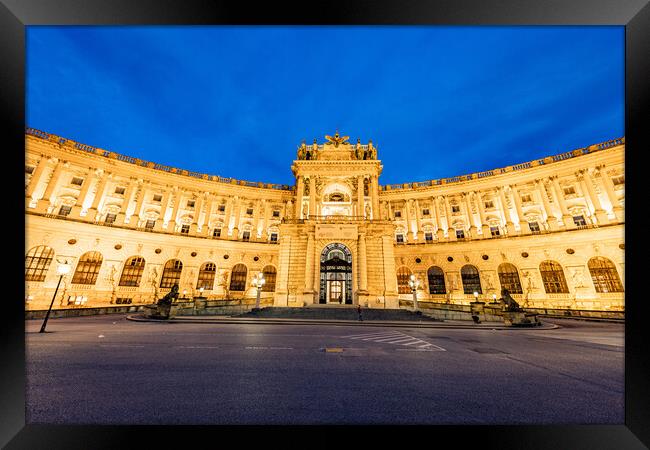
[319,243,352,304]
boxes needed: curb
[125,314,560,330]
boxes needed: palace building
[25,128,625,312]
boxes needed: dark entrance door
[319,243,352,304]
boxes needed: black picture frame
[3,0,648,448]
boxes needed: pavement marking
[99,344,145,348]
[324,348,344,353]
[245,346,293,350]
[340,330,445,350]
[175,345,220,349]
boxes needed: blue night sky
[26,26,624,186]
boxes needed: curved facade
[25,128,624,312]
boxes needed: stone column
[357,176,364,219]
[35,160,65,213]
[224,197,234,234]
[535,179,559,230]
[69,169,96,218]
[579,169,609,225]
[304,231,315,292]
[86,171,111,221]
[475,191,491,237]
[114,178,136,225]
[462,193,477,238]
[497,186,516,235]
[403,199,412,240]
[443,195,455,240]
[295,176,305,219]
[433,196,444,240]
[309,177,317,218]
[550,176,574,228]
[511,185,529,234]
[154,188,172,231]
[596,166,624,222]
[251,199,261,240]
[414,199,423,241]
[371,175,380,219]
[358,231,368,293]
[25,155,50,202]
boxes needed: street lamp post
[408,274,420,312]
[39,260,71,333]
[252,272,266,311]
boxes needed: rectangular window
[394,211,402,218]
[105,213,117,224]
[573,215,587,227]
[520,194,532,203]
[270,232,278,242]
[456,229,465,239]
[612,175,624,186]
[213,228,221,237]
[181,224,190,234]
[272,210,280,217]
[529,221,540,233]
[115,298,133,305]
[242,231,250,241]
[115,186,126,195]
[396,234,404,243]
[484,201,494,209]
[187,200,195,208]
[246,208,254,215]
[218,204,225,212]
[25,166,35,174]
[490,226,500,237]
[563,186,576,195]
[451,205,460,213]
[58,205,71,216]
[153,194,163,202]
[71,177,84,186]
[425,232,433,242]
[422,209,430,216]
[145,220,155,229]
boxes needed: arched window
[160,259,183,288]
[71,251,103,285]
[498,263,523,294]
[427,266,446,294]
[539,260,569,293]
[25,246,54,282]
[461,265,482,295]
[119,256,146,287]
[262,265,277,292]
[588,257,624,293]
[196,262,216,290]
[397,266,412,294]
[229,264,248,291]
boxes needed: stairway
[235,307,441,322]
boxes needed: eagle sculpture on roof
[324,130,350,147]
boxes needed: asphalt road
[25,315,624,425]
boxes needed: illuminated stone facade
[25,128,625,312]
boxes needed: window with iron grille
[213,228,221,237]
[187,200,195,208]
[573,215,587,227]
[425,232,433,242]
[246,208,253,215]
[396,266,412,294]
[262,265,277,292]
[588,257,624,293]
[270,233,278,242]
[229,264,248,291]
[25,246,54,282]
[160,259,183,288]
[105,213,116,224]
[484,201,494,209]
[180,224,190,234]
[119,256,145,287]
[145,220,155,229]
[427,266,446,294]
[422,209,430,216]
[242,231,250,241]
[563,186,576,195]
[394,211,401,218]
[461,265,482,294]
[520,194,532,203]
[218,204,225,212]
[498,263,523,294]
[272,210,280,217]
[196,262,216,290]
[396,234,404,243]
[451,205,460,213]
[528,221,540,233]
[539,260,569,293]
[71,177,84,186]
[71,251,103,285]
[456,229,465,239]
[58,205,72,216]
[490,226,500,236]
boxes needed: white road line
[343,332,402,339]
[402,340,426,346]
[373,336,416,343]
[175,345,220,349]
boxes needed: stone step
[235,307,440,322]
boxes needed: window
[26,166,35,174]
[588,257,623,293]
[528,221,540,233]
[25,246,54,282]
[396,266,412,294]
[456,229,465,239]
[394,211,402,218]
[498,263,523,294]
[242,231,250,241]
[422,208,430,216]
[160,259,183,288]
[612,175,624,186]
[115,298,132,305]
[229,264,248,291]
[461,265,482,295]
[71,252,103,285]
[451,205,460,213]
[196,262,216,290]
[270,232,278,242]
[427,266,446,294]
[490,226,500,237]
[119,256,145,287]
[262,265,277,292]
[71,177,84,186]
[425,232,433,242]
[145,220,155,229]
[180,224,190,234]
[563,186,576,196]
[246,208,254,215]
[484,201,494,209]
[213,228,221,237]
[58,205,71,216]
[115,186,126,195]
[539,260,569,293]
[187,200,195,208]
[272,210,280,217]
[520,194,532,203]
[104,213,117,224]
[218,204,225,212]
[153,194,163,202]
[396,234,404,243]
[573,215,587,227]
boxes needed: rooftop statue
[325,130,350,148]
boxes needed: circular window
[68,239,76,245]
[619,243,625,250]
[521,252,529,258]
[155,248,162,254]
[114,244,122,250]
[223,254,229,259]
[191,252,197,257]
[566,248,575,255]
[253,256,259,262]
[482,255,489,260]
[447,256,453,262]
[415,257,421,264]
